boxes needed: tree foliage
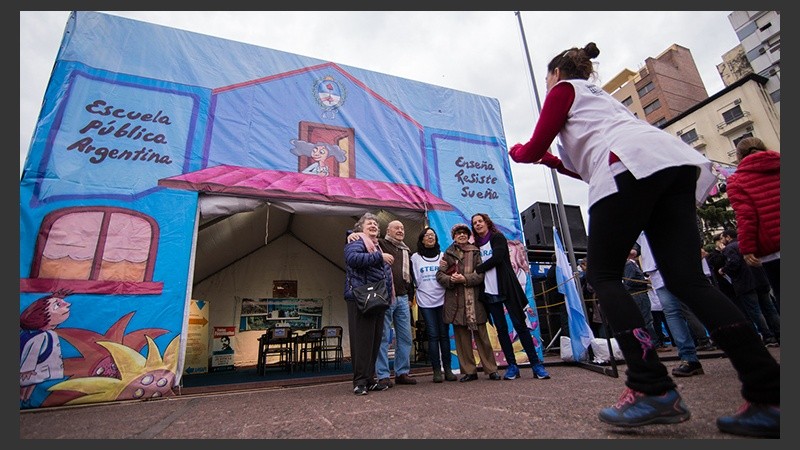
[696,191,736,247]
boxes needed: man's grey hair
[353,212,380,232]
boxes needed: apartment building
[661,73,780,166]
[603,44,708,127]
[724,11,780,114]
[603,39,779,167]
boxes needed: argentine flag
[553,226,594,361]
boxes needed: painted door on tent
[291,121,355,178]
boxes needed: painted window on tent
[31,206,159,282]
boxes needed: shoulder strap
[20,330,53,363]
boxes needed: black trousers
[346,300,384,388]
[762,258,780,313]
[586,166,779,403]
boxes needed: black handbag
[353,278,391,316]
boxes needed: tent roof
[158,165,439,284]
[159,165,453,213]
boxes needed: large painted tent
[19,11,544,409]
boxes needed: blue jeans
[376,294,413,379]
[756,289,780,339]
[656,287,699,363]
[738,290,776,340]
[419,305,452,371]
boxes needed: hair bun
[583,42,600,59]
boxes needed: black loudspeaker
[521,202,588,251]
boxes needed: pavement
[19,346,782,440]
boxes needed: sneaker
[378,377,394,388]
[395,373,417,385]
[763,337,780,348]
[672,360,704,377]
[717,402,779,438]
[353,385,368,396]
[488,371,501,380]
[503,364,520,380]
[368,382,388,392]
[598,388,690,427]
[532,363,551,379]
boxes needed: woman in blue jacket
[344,212,394,396]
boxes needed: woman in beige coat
[436,223,499,382]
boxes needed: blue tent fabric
[19,11,534,410]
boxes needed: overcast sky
[19,11,741,225]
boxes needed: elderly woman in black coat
[344,212,394,395]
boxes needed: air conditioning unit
[769,68,777,75]
[733,98,742,105]
[746,126,754,132]
[759,47,766,54]
[676,130,683,136]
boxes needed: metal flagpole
[514,11,618,377]
[514,11,580,275]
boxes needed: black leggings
[586,166,746,333]
[585,166,779,403]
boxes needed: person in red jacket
[726,137,780,313]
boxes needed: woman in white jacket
[509,42,779,438]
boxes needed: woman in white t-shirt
[410,226,456,383]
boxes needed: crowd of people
[344,213,550,391]
[342,42,780,439]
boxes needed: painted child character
[20,290,72,403]
[289,139,347,176]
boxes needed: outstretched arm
[508,82,573,164]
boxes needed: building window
[680,129,699,144]
[768,37,780,53]
[637,82,655,98]
[722,105,744,124]
[643,99,661,115]
[746,47,765,62]
[622,96,633,107]
[652,117,667,128]
[736,21,758,41]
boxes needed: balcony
[691,134,707,149]
[716,111,753,136]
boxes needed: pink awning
[158,165,453,213]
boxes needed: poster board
[238,298,322,332]
[211,326,236,372]
[183,299,210,375]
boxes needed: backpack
[20,330,53,364]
